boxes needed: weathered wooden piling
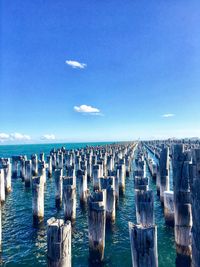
[92,165,100,190]
[47,217,71,267]
[20,157,26,181]
[135,189,154,226]
[78,171,88,204]
[117,163,126,195]
[32,176,44,225]
[12,156,18,178]
[24,160,32,187]
[156,166,160,196]
[172,144,192,266]
[31,154,38,176]
[100,177,116,222]
[163,190,174,226]
[107,155,114,173]
[54,169,63,209]
[47,155,52,178]
[63,177,76,222]
[159,147,169,203]
[134,176,149,191]
[57,153,63,169]
[39,153,44,161]
[88,190,106,263]
[190,148,200,267]
[4,162,12,193]
[129,222,158,267]
[0,203,1,253]
[0,169,5,203]
[39,160,47,184]
[66,165,76,187]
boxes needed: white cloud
[41,134,56,140]
[162,113,175,118]
[0,133,10,142]
[65,60,87,69]
[74,105,101,115]
[0,132,31,142]
[10,132,31,140]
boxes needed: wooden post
[52,153,57,170]
[20,157,26,181]
[0,169,5,203]
[57,153,63,169]
[66,165,76,187]
[114,172,119,203]
[163,190,174,226]
[0,203,1,253]
[31,154,38,176]
[190,148,200,267]
[88,190,106,263]
[47,155,52,178]
[54,169,63,209]
[32,176,44,225]
[47,217,71,267]
[78,171,88,205]
[25,160,32,187]
[100,176,116,222]
[4,162,12,193]
[39,153,44,161]
[159,147,170,203]
[172,144,192,266]
[129,222,158,267]
[135,189,154,226]
[39,160,46,184]
[117,163,126,195]
[156,165,160,196]
[93,165,100,190]
[63,176,76,222]
[12,157,18,178]
[134,176,149,191]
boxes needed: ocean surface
[0,142,176,267]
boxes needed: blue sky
[1,0,200,144]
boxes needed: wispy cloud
[74,104,100,113]
[0,133,10,142]
[0,132,31,142]
[162,113,175,118]
[41,134,56,140]
[65,60,87,69]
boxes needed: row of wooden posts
[143,141,200,267]
[0,142,137,266]
[0,141,200,267]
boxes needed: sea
[0,142,176,267]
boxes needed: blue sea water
[0,142,176,267]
